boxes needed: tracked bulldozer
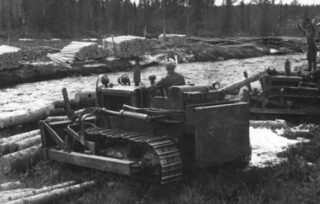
[40,66,250,185]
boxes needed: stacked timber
[103,35,149,58]
[47,41,97,66]
[75,44,107,62]
[0,45,21,70]
[0,180,96,203]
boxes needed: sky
[132,0,319,5]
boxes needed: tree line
[0,0,320,38]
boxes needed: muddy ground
[0,52,318,204]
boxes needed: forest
[0,0,320,38]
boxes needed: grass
[5,124,318,204]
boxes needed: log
[0,188,35,196]
[250,119,287,129]
[52,100,87,110]
[0,130,40,145]
[0,144,42,173]
[45,108,66,116]
[45,116,69,122]
[0,135,41,156]
[0,182,21,191]
[74,91,96,106]
[6,181,96,204]
[0,181,76,203]
[220,70,267,94]
[0,105,53,129]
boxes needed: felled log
[0,144,42,173]
[45,116,69,122]
[250,119,287,129]
[0,135,41,156]
[0,181,76,203]
[220,70,267,94]
[0,188,35,197]
[0,182,21,191]
[46,108,66,116]
[74,91,96,106]
[0,105,53,129]
[0,130,40,144]
[6,181,96,204]
[52,100,86,110]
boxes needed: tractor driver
[155,59,186,92]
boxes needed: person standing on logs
[298,18,318,71]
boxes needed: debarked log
[0,181,76,203]
[220,70,267,94]
[0,182,21,191]
[0,135,41,156]
[0,105,54,129]
[6,181,96,204]
[74,91,96,107]
[0,130,40,144]
[0,144,42,173]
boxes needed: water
[0,54,304,118]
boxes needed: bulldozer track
[85,127,183,185]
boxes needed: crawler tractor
[40,69,250,185]
[249,68,320,122]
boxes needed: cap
[166,58,177,70]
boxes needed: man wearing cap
[155,59,186,91]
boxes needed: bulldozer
[39,65,250,185]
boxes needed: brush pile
[0,180,96,203]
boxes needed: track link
[85,127,183,185]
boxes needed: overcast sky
[132,0,319,5]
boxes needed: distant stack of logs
[117,39,150,58]
[0,46,59,71]
[75,44,107,62]
[103,36,150,58]
[0,52,21,70]
[47,41,108,67]
[0,180,96,203]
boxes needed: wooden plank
[47,149,135,176]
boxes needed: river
[0,54,305,119]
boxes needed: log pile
[103,35,149,58]
[0,91,94,173]
[47,41,107,66]
[0,52,21,71]
[0,45,58,71]
[75,44,107,62]
[0,130,42,173]
[0,180,96,204]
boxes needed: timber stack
[103,35,150,58]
